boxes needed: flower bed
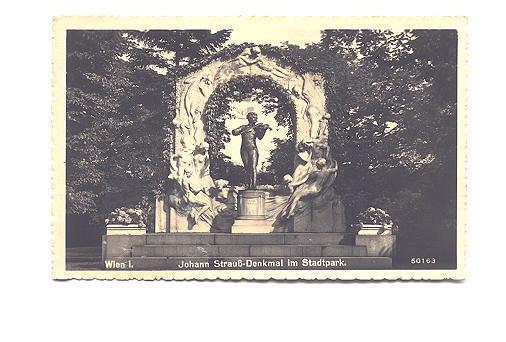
[356,207,397,230]
[105,207,147,227]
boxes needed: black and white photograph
[52,16,466,279]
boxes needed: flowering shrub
[105,207,147,227]
[356,207,396,229]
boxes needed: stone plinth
[103,233,365,259]
[232,190,271,233]
[236,190,266,219]
[355,235,396,257]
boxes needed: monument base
[232,189,271,233]
[101,232,393,270]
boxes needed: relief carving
[169,47,334,232]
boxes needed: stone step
[66,256,102,262]
[132,244,367,258]
[66,247,102,257]
[66,261,103,271]
[103,256,392,270]
[144,233,353,246]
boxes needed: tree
[320,29,457,266]
[66,30,130,218]
[127,29,232,66]
[66,29,232,232]
[264,137,295,183]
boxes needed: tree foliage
[66,30,129,216]
[66,29,232,224]
[320,29,457,259]
[127,29,232,66]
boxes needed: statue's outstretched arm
[232,125,245,136]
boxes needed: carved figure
[281,158,338,219]
[287,141,314,191]
[317,113,331,140]
[291,76,321,142]
[175,74,214,149]
[181,167,214,223]
[168,144,227,229]
[215,47,292,84]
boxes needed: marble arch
[158,46,341,233]
[173,46,329,164]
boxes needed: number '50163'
[411,258,436,264]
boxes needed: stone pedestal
[355,235,396,257]
[232,190,272,233]
[102,232,394,270]
[236,190,266,219]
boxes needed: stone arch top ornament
[173,46,329,157]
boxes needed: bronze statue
[232,112,271,189]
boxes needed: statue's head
[316,158,327,169]
[198,75,213,96]
[291,84,301,98]
[183,167,193,177]
[246,112,258,124]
